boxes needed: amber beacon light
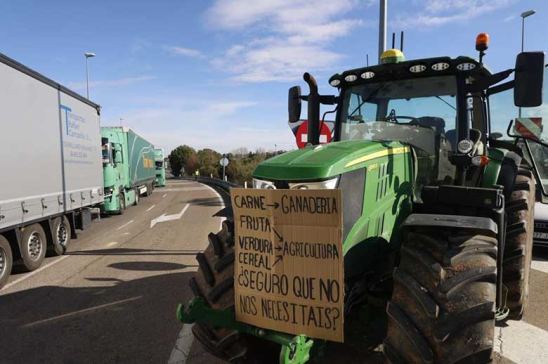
[475,33,490,52]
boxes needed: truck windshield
[339,75,458,154]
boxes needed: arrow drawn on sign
[272,255,283,267]
[266,202,280,209]
[150,204,189,228]
[273,228,283,243]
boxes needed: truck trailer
[101,127,156,214]
[154,148,166,187]
[0,52,104,288]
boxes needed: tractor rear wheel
[503,169,535,318]
[189,219,279,363]
[384,226,497,364]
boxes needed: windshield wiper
[348,83,387,117]
[436,96,456,111]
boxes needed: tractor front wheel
[189,219,279,363]
[384,225,497,364]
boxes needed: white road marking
[1,255,70,292]
[116,219,134,231]
[106,241,118,247]
[168,324,195,364]
[146,204,156,212]
[494,319,548,363]
[21,296,142,328]
[150,204,189,228]
[162,193,167,198]
[167,182,227,363]
[200,183,226,230]
[531,258,548,274]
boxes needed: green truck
[101,127,156,214]
[154,148,166,187]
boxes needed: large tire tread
[384,227,497,364]
[189,219,278,363]
[503,172,535,318]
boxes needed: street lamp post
[84,52,96,99]
[520,10,535,52]
[519,10,535,117]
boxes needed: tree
[168,145,197,177]
[197,148,221,178]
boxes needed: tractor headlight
[252,178,276,189]
[457,139,474,154]
[288,177,339,190]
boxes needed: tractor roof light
[409,64,427,73]
[381,49,405,64]
[360,71,375,79]
[344,74,358,82]
[456,62,477,71]
[329,78,341,87]
[432,62,450,71]
[475,33,490,52]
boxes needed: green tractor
[178,37,546,363]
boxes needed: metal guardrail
[195,176,239,192]
[176,176,240,193]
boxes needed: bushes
[168,145,285,184]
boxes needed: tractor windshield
[339,75,458,154]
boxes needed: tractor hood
[253,140,407,181]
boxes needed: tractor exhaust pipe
[303,72,320,145]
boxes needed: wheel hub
[27,232,42,260]
[57,223,68,247]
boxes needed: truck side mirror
[113,144,123,164]
[514,52,545,107]
[288,86,302,123]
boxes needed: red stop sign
[295,121,332,148]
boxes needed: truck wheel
[118,194,126,215]
[189,219,279,363]
[384,226,497,364]
[20,224,47,271]
[503,169,535,318]
[51,216,71,256]
[134,189,140,206]
[0,235,13,289]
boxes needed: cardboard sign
[231,188,344,342]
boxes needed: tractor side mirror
[514,52,545,107]
[288,86,302,123]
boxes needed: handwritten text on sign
[231,188,344,342]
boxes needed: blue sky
[1,0,546,154]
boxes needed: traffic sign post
[295,121,332,149]
[219,155,229,181]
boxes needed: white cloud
[102,98,290,153]
[67,75,155,91]
[164,46,205,59]
[207,0,370,82]
[394,0,514,28]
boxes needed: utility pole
[518,9,535,117]
[378,0,387,63]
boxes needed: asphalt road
[0,179,223,364]
[2,179,548,364]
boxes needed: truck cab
[101,127,156,214]
[154,148,166,187]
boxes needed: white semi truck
[0,53,104,288]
